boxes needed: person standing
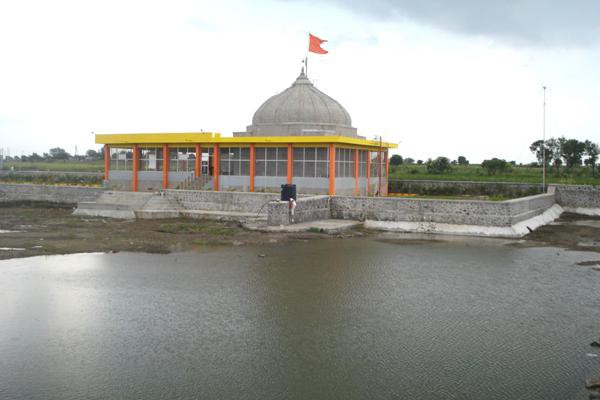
[288,197,297,224]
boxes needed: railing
[177,174,213,191]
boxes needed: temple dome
[237,69,358,137]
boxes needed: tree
[457,156,469,165]
[404,157,415,164]
[545,138,562,174]
[529,140,550,166]
[30,152,43,162]
[86,149,101,160]
[481,158,510,175]
[584,140,599,176]
[425,157,451,174]
[389,154,403,166]
[560,139,585,168]
[49,147,71,161]
[416,160,423,165]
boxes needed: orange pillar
[328,144,336,196]
[213,144,219,191]
[249,144,255,192]
[287,143,293,184]
[354,148,359,196]
[132,145,139,192]
[366,150,371,196]
[162,144,169,189]
[384,150,389,196]
[195,144,201,177]
[378,149,383,196]
[104,144,110,181]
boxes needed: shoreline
[1,202,600,260]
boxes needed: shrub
[425,157,452,174]
[481,158,511,175]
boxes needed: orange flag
[309,33,328,54]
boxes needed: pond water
[1,238,599,399]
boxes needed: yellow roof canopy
[95,132,398,149]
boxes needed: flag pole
[305,56,308,76]
[305,32,309,77]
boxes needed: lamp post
[542,85,547,191]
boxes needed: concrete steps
[74,191,155,219]
[73,190,266,223]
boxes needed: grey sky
[293,0,600,46]
[0,0,598,163]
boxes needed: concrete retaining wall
[165,189,279,213]
[0,183,104,205]
[330,192,556,227]
[554,185,600,210]
[267,195,330,225]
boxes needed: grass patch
[3,160,104,172]
[157,221,239,236]
[389,164,600,185]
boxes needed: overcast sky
[1,0,599,163]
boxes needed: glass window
[110,147,135,171]
[336,148,355,178]
[291,147,329,178]
[293,148,304,161]
[256,160,265,176]
[218,147,249,176]
[293,161,303,177]
[241,148,250,160]
[139,147,163,171]
[254,147,287,176]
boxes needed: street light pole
[542,85,547,191]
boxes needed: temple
[95,69,397,196]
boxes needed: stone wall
[554,185,600,209]
[164,189,279,213]
[267,195,330,225]
[330,193,556,227]
[505,193,557,224]
[0,183,104,205]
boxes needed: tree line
[2,147,104,162]
[529,137,599,176]
[388,136,599,177]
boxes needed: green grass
[3,160,104,172]
[389,164,600,185]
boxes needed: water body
[1,239,599,400]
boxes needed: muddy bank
[511,212,600,253]
[0,202,335,260]
[1,203,600,260]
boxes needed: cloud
[285,0,600,47]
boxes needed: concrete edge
[563,207,600,217]
[364,204,564,238]
[73,208,136,219]
[243,220,362,234]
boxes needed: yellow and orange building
[96,69,396,196]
